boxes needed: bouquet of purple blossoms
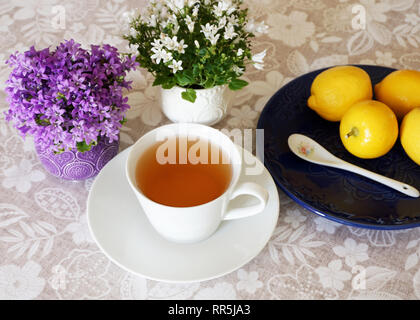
[4,39,138,153]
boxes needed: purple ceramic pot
[35,138,119,180]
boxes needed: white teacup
[126,123,268,243]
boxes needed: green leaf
[198,48,207,57]
[181,88,197,103]
[152,75,167,86]
[76,140,97,153]
[203,77,215,89]
[175,72,193,87]
[228,79,248,91]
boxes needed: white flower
[375,51,396,67]
[333,238,369,267]
[185,15,195,32]
[169,60,183,73]
[315,260,352,291]
[194,40,200,48]
[163,36,179,50]
[151,38,163,50]
[2,159,45,193]
[192,5,199,17]
[194,282,236,300]
[232,65,244,76]
[0,261,45,299]
[251,49,266,63]
[314,217,342,234]
[201,23,221,46]
[284,209,307,228]
[252,49,267,70]
[227,14,239,26]
[213,4,224,17]
[176,39,188,53]
[218,16,227,29]
[151,48,172,64]
[237,48,243,56]
[148,14,157,27]
[200,23,218,38]
[213,0,235,17]
[224,23,238,40]
[236,269,263,294]
[65,214,95,245]
[267,11,315,47]
[167,0,186,11]
[208,33,220,45]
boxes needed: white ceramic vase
[160,84,235,126]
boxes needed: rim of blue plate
[257,64,420,230]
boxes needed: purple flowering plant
[4,39,138,153]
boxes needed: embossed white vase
[160,85,235,126]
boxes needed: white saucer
[87,146,279,283]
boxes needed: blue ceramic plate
[257,65,420,230]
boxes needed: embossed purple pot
[35,138,119,180]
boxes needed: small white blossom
[169,59,183,73]
[252,49,267,70]
[227,14,238,26]
[151,38,163,50]
[213,5,223,17]
[192,5,199,17]
[218,16,227,29]
[162,35,178,50]
[167,0,186,11]
[232,65,244,75]
[151,48,172,64]
[129,27,137,37]
[188,0,198,6]
[176,39,188,53]
[185,15,195,32]
[194,40,200,48]
[122,8,140,23]
[200,23,220,45]
[237,48,243,56]
[200,23,217,37]
[149,14,157,27]
[209,33,220,45]
[224,23,237,40]
[253,63,264,70]
[213,0,235,17]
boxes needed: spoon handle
[338,161,420,198]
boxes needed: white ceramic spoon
[288,134,420,198]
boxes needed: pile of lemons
[307,65,420,166]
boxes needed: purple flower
[4,39,138,153]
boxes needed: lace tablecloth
[1,0,420,300]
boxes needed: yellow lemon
[374,70,420,119]
[307,66,373,122]
[339,100,398,159]
[400,107,420,165]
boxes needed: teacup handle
[223,182,269,221]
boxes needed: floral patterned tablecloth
[1,0,420,300]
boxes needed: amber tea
[135,136,232,207]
